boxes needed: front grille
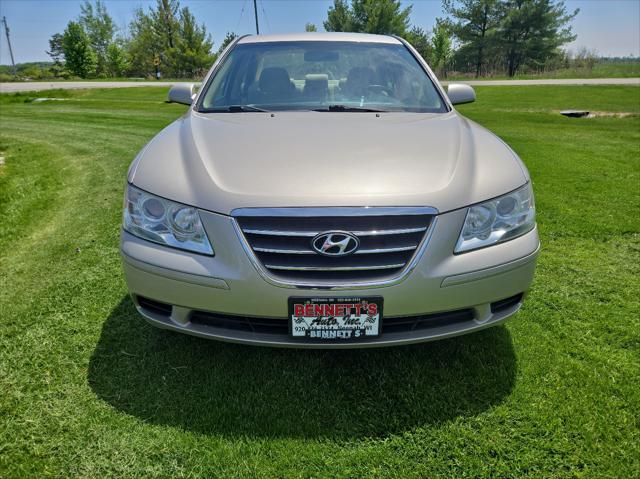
[234,208,434,284]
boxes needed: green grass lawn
[1,85,639,478]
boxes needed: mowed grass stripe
[0,95,180,325]
[0,86,638,478]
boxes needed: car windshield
[198,41,448,113]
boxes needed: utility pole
[253,0,260,35]
[2,16,17,76]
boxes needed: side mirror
[447,84,476,105]
[168,83,196,105]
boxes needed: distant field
[0,76,198,83]
[448,61,640,80]
[2,60,639,83]
[1,86,639,478]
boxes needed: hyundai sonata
[121,32,539,348]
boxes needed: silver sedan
[121,32,539,348]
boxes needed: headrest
[259,67,293,93]
[304,74,329,92]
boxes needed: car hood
[129,110,528,215]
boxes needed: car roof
[236,32,402,45]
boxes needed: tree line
[47,0,235,79]
[322,0,578,77]
[44,0,579,79]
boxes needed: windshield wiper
[312,104,387,113]
[205,105,269,113]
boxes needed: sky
[0,0,639,65]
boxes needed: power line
[235,0,247,32]
[261,1,272,34]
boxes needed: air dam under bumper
[120,207,540,348]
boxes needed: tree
[151,0,180,51]
[22,65,44,79]
[47,33,65,64]
[324,0,354,32]
[47,33,66,76]
[572,46,597,70]
[171,7,214,77]
[444,0,501,77]
[217,32,238,55]
[499,0,578,76]
[106,42,128,77]
[431,18,452,76]
[325,0,412,35]
[79,0,115,75]
[127,0,214,78]
[405,26,432,63]
[323,1,436,64]
[353,0,412,34]
[127,7,161,77]
[305,23,318,32]
[62,21,97,78]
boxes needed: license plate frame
[288,296,383,341]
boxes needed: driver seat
[341,67,375,98]
[249,67,296,104]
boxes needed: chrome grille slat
[353,227,427,236]
[244,227,427,237]
[254,245,417,255]
[244,229,317,237]
[235,208,434,285]
[254,247,315,255]
[264,263,406,272]
[355,245,417,254]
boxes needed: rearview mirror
[168,83,196,105]
[447,84,476,105]
[304,50,339,62]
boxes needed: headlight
[123,184,214,255]
[455,183,535,253]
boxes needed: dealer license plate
[288,297,383,340]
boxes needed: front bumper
[121,207,540,348]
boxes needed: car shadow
[88,297,517,439]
